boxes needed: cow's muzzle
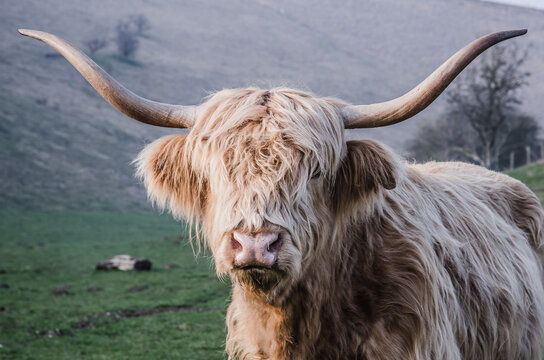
[231,231,282,269]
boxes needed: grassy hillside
[0,89,153,211]
[2,0,543,211]
[0,211,229,359]
[507,162,544,203]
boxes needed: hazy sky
[483,0,544,10]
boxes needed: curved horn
[19,29,196,128]
[342,29,527,128]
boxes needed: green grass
[0,163,542,359]
[506,162,544,203]
[0,210,230,360]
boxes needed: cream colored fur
[135,87,544,359]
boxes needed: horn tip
[18,28,40,38]
[18,29,53,43]
[506,28,528,40]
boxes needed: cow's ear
[135,134,205,220]
[334,140,397,209]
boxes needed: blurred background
[1,0,543,359]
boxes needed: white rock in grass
[95,255,152,271]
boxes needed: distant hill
[1,0,543,210]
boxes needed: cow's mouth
[231,266,284,292]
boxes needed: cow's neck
[227,225,367,359]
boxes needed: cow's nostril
[231,236,243,252]
[267,237,282,253]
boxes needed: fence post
[510,151,514,170]
[526,146,531,166]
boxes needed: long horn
[342,29,527,128]
[19,29,196,128]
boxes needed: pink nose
[231,231,282,268]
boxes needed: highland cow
[20,28,544,359]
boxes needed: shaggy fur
[135,87,544,359]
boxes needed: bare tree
[130,14,151,36]
[409,45,539,170]
[115,20,139,58]
[448,45,530,169]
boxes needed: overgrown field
[0,211,230,360]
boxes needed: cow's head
[20,28,526,303]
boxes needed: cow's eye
[310,167,321,180]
